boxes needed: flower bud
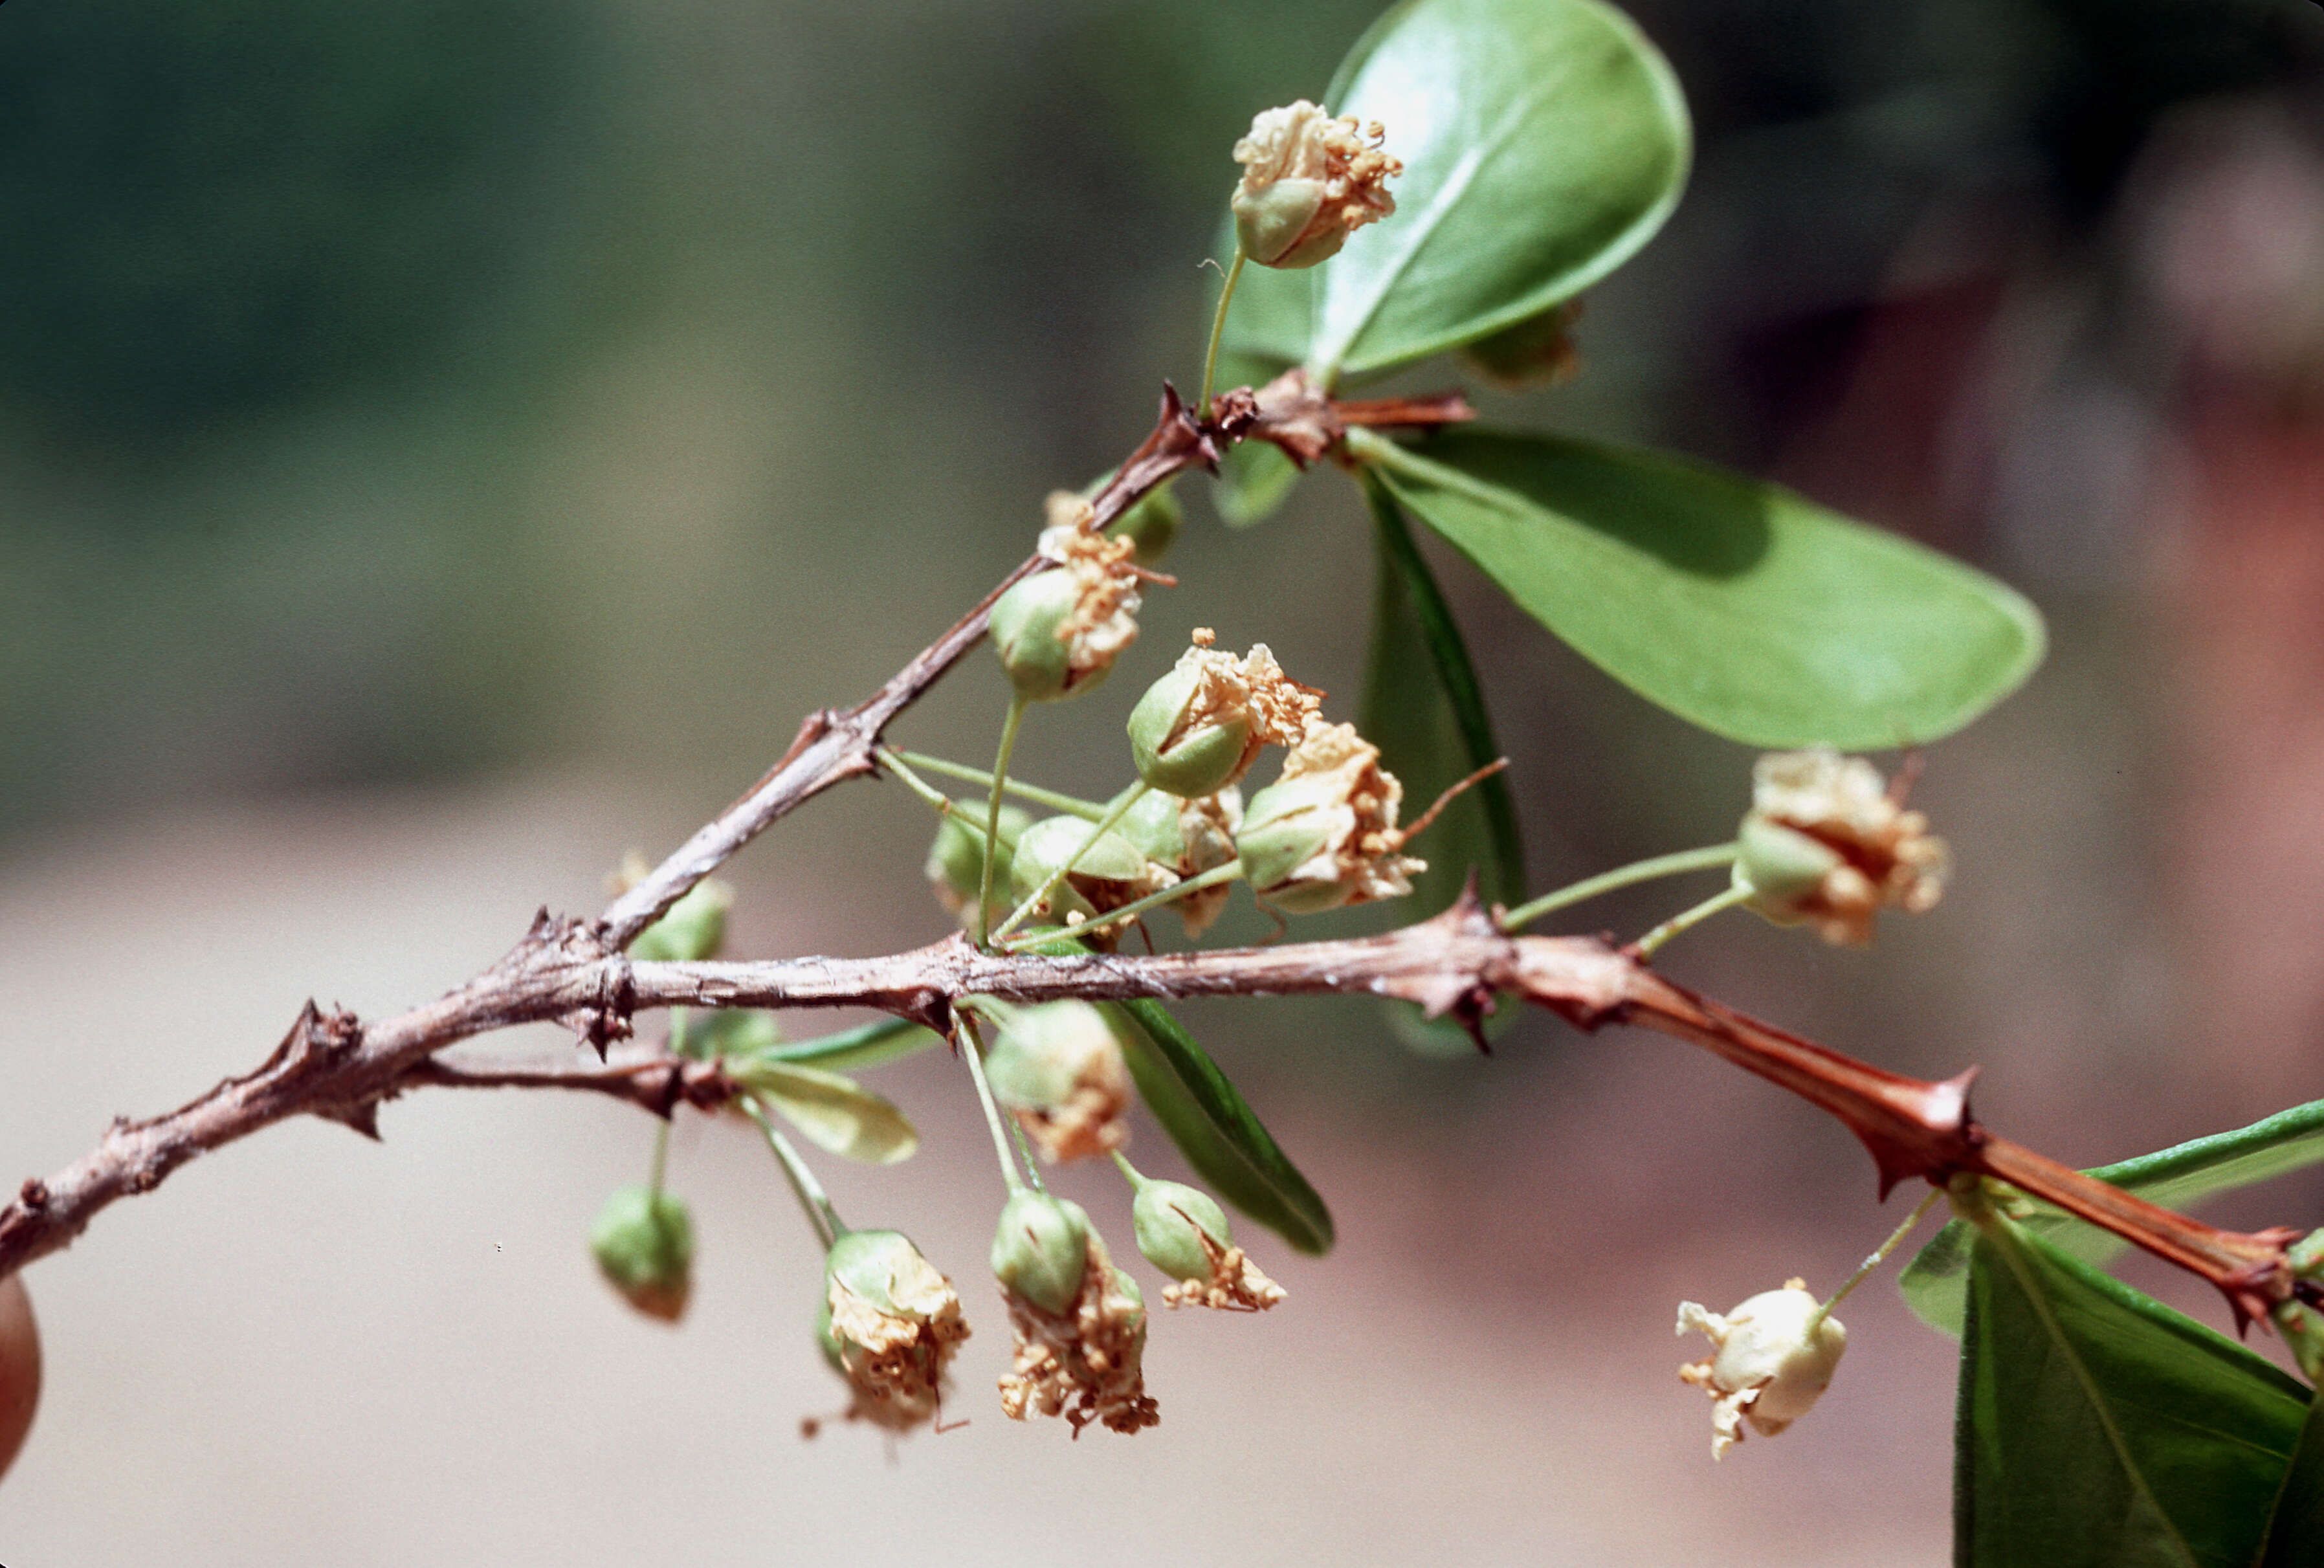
[1127,634,1320,799]
[625,876,732,963]
[1240,722,1424,915]
[983,1002,1133,1165]
[991,518,1143,703]
[0,1273,39,1484]
[1676,1279,1847,1459]
[1105,483,1181,568]
[822,1229,969,1432]
[1736,751,1949,946]
[590,1186,696,1323]
[991,1190,1091,1317]
[1130,1176,1287,1312]
[1116,788,1243,938]
[996,1213,1160,1435]
[1230,102,1402,269]
[1008,815,1173,929]
[925,802,1031,925]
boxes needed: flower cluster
[819,1231,971,1433]
[1239,720,1427,915]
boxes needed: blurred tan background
[2,0,2323,1561]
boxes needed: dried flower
[1736,750,1949,946]
[1117,786,1243,938]
[1676,1279,1846,1459]
[1239,721,1426,915]
[997,1220,1160,1436]
[819,1230,969,1433]
[990,517,1143,703]
[1231,101,1401,269]
[1127,631,1324,798]
[1130,1177,1286,1312]
[982,1002,1134,1165]
[590,1186,695,1323]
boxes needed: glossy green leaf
[1264,0,1687,382]
[1359,473,1525,1054]
[1107,999,1334,1255]
[2258,1397,2324,1567]
[1905,1098,2324,1337]
[1360,428,2045,747]
[729,1060,919,1166]
[1956,1218,2309,1568]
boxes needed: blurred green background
[3,1,2324,1562]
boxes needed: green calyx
[1734,813,1840,920]
[824,1229,935,1317]
[1237,775,1347,913]
[627,879,732,963]
[991,571,1114,704]
[1232,179,1338,270]
[982,1001,1125,1116]
[1131,1178,1232,1284]
[590,1186,696,1323]
[1128,664,1257,799]
[991,1190,1090,1316]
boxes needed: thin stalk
[978,697,1030,945]
[989,782,1153,945]
[746,1100,843,1248]
[874,749,965,816]
[955,1013,1030,1195]
[1808,1187,1945,1335]
[1110,1150,1150,1191]
[1199,247,1248,419]
[1499,843,1742,933]
[646,1118,671,1200]
[999,860,1246,951]
[882,749,1110,822]
[1634,883,1754,958]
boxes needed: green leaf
[2258,1397,2324,1567]
[1213,437,1304,528]
[1956,1217,2309,1568]
[727,1060,919,1165]
[683,1007,779,1061]
[1361,428,2045,747]
[763,1015,942,1072]
[1905,1098,2324,1337]
[1358,472,1526,1054]
[1292,0,1687,381]
[1106,999,1334,1255]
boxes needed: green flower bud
[1736,751,1948,946]
[990,571,1081,703]
[1131,1178,1233,1285]
[626,878,732,963]
[1230,102,1401,270]
[1114,788,1243,938]
[1008,815,1163,927]
[925,801,1030,924]
[991,1191,1090,1316]
[1240,722,1422,916]
[590,1186,695,1323]
[1105,483,1181,568]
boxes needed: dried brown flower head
[1231,101,1402,269]
[1160,1226,1287,1314]
[983,1002,1134,1166]
[997,1230,1160,1436]
[1738,749,1949,946]
[1239,720,1426,915]
[822,1231,970,1433]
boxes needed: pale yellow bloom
[1231,101,1401,269]
[1739,750,1948,945]
[1676,1279,1846,1459]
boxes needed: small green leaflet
[1107,999,1334,1255]
[1905,1098,2324,1337]
[1360,428,2045,747]
[725,1056,920,1165]
[1956,1217,2310,1568]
